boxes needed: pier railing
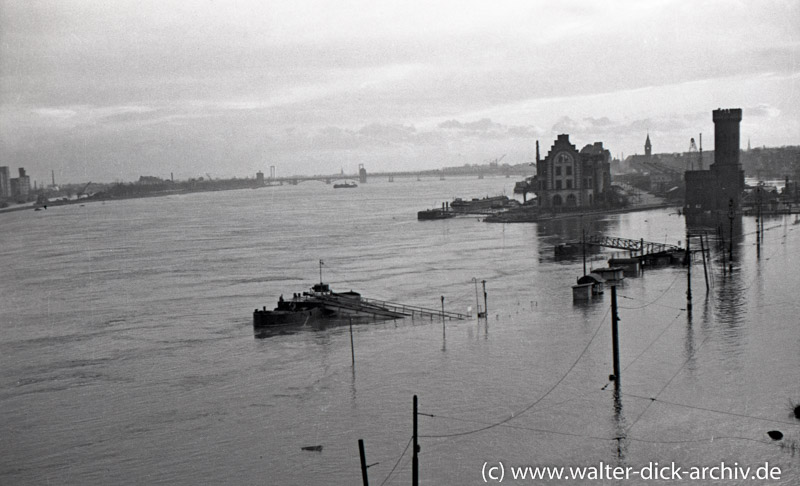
[585,235,683,254]
[358,297,469,321]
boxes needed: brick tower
[710,108,744,210]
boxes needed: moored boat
[417,208,455,220]
[254,282,410,327]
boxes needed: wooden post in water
[358,439,369,486]
[582,229,587,276]
[728,199,734,272]
[610,286,621,383]
[412,395,419,486]
[699,234,709,292]
[482,280,488,319]
[349,317,355,368]
[686,235,692,314]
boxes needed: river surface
[1,177,798,485]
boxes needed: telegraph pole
[686,235,692,314]
[349,317,355,368]
[412,395,419,486]
[610,286,621,383]
[699,234,709,293]
[358,439,369,486]
[482,280,488,318]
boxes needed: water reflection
[685,212,744,273]
[713,272,749,367]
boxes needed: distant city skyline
[2,0,798,184]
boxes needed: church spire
[645,132,652,157]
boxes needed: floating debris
[301,445,323,452]
[767,430,784,441]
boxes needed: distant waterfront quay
[1,176,798,485]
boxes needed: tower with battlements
[684,108,744,212]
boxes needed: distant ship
[417,208,456,220]
[333,181,358,189]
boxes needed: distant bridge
[267,174,363,185]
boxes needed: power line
[420,308,610,439]
[618,272,681,310]
[378,437,412,486]
[619,391,800,427]
[622,309,684,372]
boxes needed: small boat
[333,181,358,189]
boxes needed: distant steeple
[645,132,652,157]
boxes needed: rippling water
[1,178,798,485]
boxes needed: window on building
[556,180,562,190]
[566,166,572,176]
[566,180,572,189]
[555,166,561,176]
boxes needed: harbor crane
[77,181,91,198]
[487,154,506,166]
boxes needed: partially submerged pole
[358,439,369,486]
[482,280,488,318]
[472,278,481,317]
[686,235,692,314]
[349,317,355,367]
[610,286,621,383]
[699,234,709,292]
[412,395,419,486]
[582,229,587,276]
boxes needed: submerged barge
[254,282,410,327]
[255,261,470,327]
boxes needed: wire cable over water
[420,307,611,439]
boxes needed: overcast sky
[1,0,798,184]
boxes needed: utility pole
[349,317,355,368]
[482,280,488,319]
[412,395,419,486]
[610,286,621,383]
[686,234,692,314]
[358,439,369,486]
[699,234,709,292]
[582,229,587,276]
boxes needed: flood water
[1,177,798,484]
